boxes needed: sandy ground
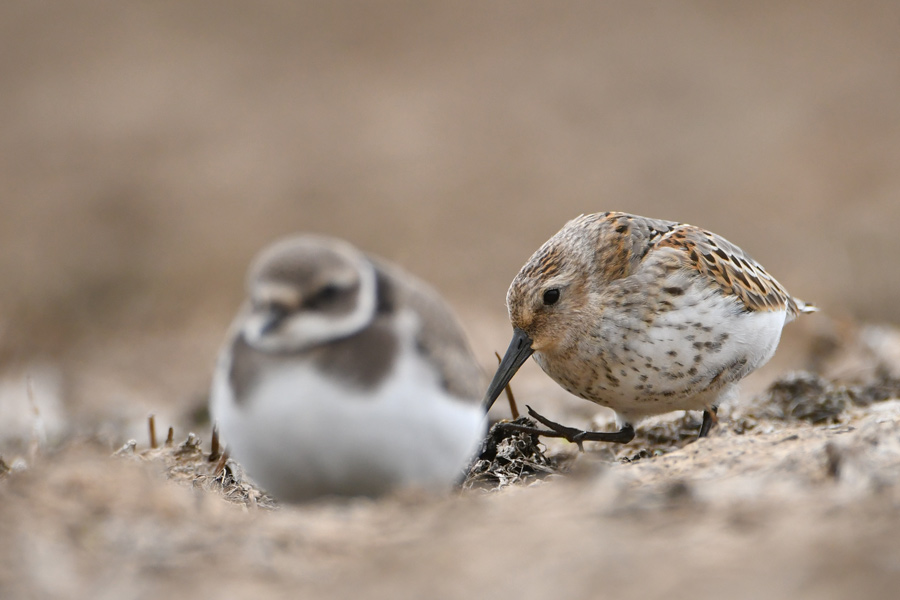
[2,2,900,599]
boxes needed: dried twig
[213,447,229,476]
[494,351,520,419]
[209,424,221,462]
[148,414,157,449]
[26,375,45,464]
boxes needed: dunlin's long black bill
[482,327,534,413]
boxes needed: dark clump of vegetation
[464,417,565,490]
[756,371,900,425]
[114,418,277,510]
[762,372,851,424]
[848,372,900,406]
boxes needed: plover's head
[240,235,378,353]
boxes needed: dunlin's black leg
[699,406,718,438]
[499,405,635,451]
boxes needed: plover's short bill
[483,211,816,445]
[210,235,485,501]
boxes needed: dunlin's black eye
[542,288,560,305]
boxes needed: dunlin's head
[483,215,612,412]
[240,235,378,353]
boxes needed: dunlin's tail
[796,299,818,314]
[788,297,818,321]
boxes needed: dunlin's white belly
[536,280,789,423]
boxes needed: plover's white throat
[211,235,485,501]
[483,212,816,445]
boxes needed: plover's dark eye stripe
[304,284,343,309]
[268,301,291,315]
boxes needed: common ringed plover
[211,235,485,501]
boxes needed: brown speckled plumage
[486,212,816,434]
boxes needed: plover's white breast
[211,312,484,501]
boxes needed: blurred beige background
[1,1,898,437]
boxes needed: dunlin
[483,212,816,445]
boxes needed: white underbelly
[210,350,484,501]
[538,284,789,422]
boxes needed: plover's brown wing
[652,224,816,320]
[370,258,485,402]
